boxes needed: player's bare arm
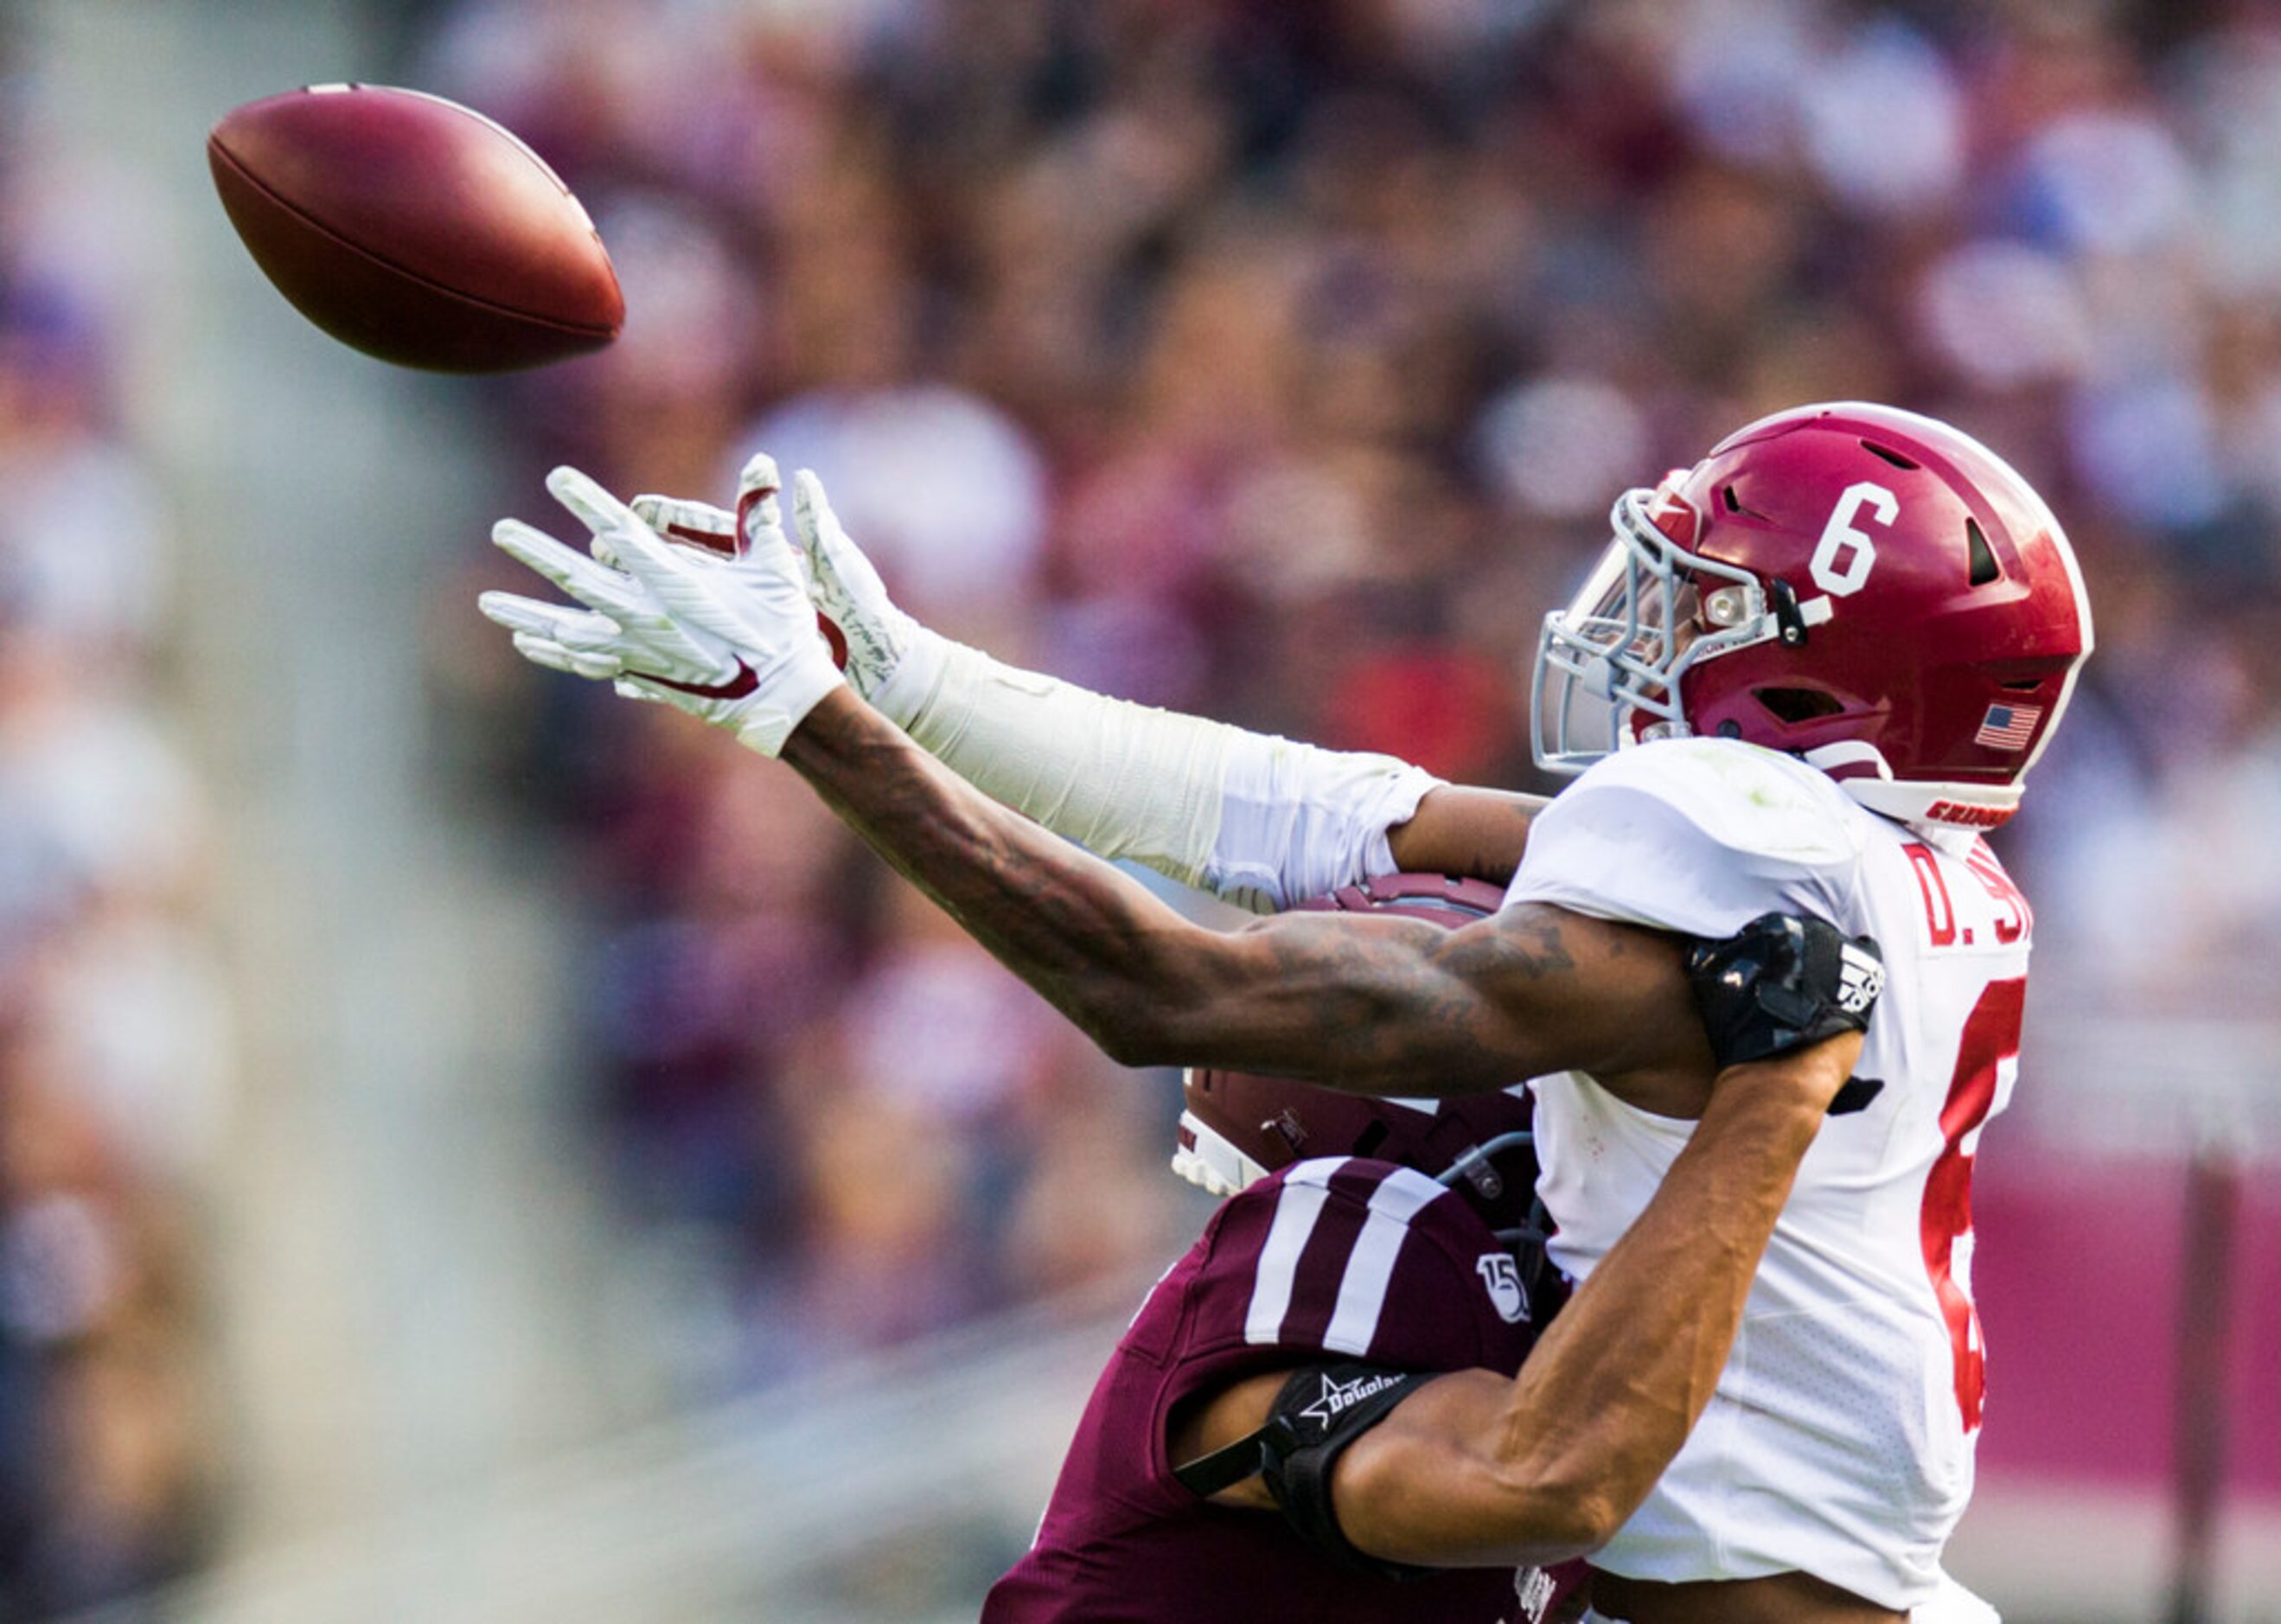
[1384,784,1546,886]
[1172,1033,1857,1569]
[783,686,1707,1103]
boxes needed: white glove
[478,461,844,756]
[616,463,947,724]
[784,470,948,724]
[622,491,735,559]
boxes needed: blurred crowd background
[1,0,2278,1616]
[0,23,224,1614]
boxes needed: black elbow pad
[1687,914,1883,1067]
[1256,1362,1432,1582]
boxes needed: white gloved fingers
[476,589,556,636]
[789,470,848,604]
[736,455,808,593]
[490,518,641,612]
[483,572,738,687]
[566,649,626,679]
[510,631,624,681]
[544,464,661,582]
[630,474,819,611]
[602,505,776,649]
[546,465,693,586]
[552,611,630,652]
[786,471,864,668]
[596,505,700,598]
[508,631,576,673]
[734,453,783,551]
[789,469,836,557]
[478,591,622,647]
[630,494,737,559]
[788,466,931,711]
[545,464,649,547]
[791,469,885,604]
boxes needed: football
[208,84,623,373]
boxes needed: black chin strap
[1768,575,1811,646]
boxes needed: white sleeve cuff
[1205,735,1444,911]
[891,639,1442,913]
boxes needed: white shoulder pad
[1505,739,1864,939]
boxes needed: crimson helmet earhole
[1754,687,1845,724]
[1966,518,2001,586]
[1353,1120,1390,1159]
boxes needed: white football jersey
[1506,738,2034,1611]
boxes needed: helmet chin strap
[1803,741,2014,847]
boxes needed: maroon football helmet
[1534,402,2093,829]
[1172,874,1542,1235]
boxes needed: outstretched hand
[477,458,844,756]
[607,463,943,720]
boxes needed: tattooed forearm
[1496,910,1575,979]
[779,692,1700,1093]
[783,692,1181,1044]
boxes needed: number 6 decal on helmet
[1811,482,1895,596]
[1533,401,2092,828]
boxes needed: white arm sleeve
[875,639,1442,913]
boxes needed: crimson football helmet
[1173,874,1543,1237]
[1534,402,2093,828]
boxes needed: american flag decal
[1975,702,2041,751]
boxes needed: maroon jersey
[985,1156,1577,1624]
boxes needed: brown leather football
[208,84,623,373]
